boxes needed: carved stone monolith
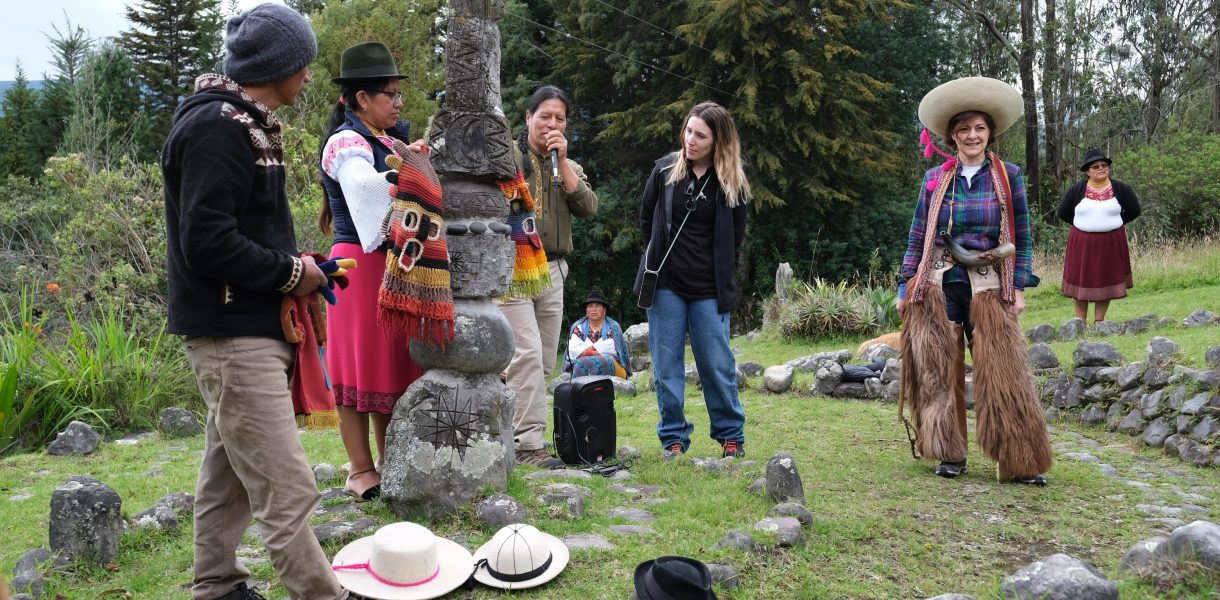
[381,0,520,519]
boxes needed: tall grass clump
[775,278,893,338]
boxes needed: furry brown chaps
[899,287,967,462]
[971,290,1053,479]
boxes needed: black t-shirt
[665,169,721,299]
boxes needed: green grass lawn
[2,239,1218,599]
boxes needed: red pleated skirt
[325,243,423,414]
[1061,226,1133,301]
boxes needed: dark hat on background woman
[333,42,405,84]
[634,556,717,600]
[584,289,609,310]
[223,3,317,86]
[1079,148,1112,172]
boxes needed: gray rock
[763,365,795,393]
[1140,389,1165,418]
[157,407,203,439]
[609,376,637,397]
[1094,320,1124,336]
[833,382,871,399]
[1072,367,1106,385]
[1081,384,1112,404]
[1176,440,1213,467]
[812,362,844,396]
[312,519,378,545]
[1094,367,1119,384]
[865,377,883,397]
[860,343,898,363]
[683,363,701,388]
[1183,309,1218,327]
[1044,407,1061,422]
[1059,318,1086,341]
[1073,342,1123,367]
[1040,374,1069,404]
[409,300,514,373]
[312,463,339,485]
[445,230,514,299]
[618,445,641,460]
[712,530,755,553]
[523,468,592,481]
[1192,370,1220,391]
[538,482,593,497]
[607,507,656,523]
[1143,364,1172,389]
[1164,434,1182,457]
[49,477,123,565]
[475,493,527,527]
[1000,553,1117,600]
[1166,385,1189,411]
[739,361,764,378]
[754,516,805,547]
[883,380,901,404]
[1161,520,1220,571]
[1156,316,1176,328]
[1028,343,1059,369]
[14,548,54,574]
[765,452,806,505]
[1123,316,1155,335]
[46,421,101,456]
[381,370,514,520]
[1114,362,1146,390]
[538,493,584,519]
[1119,536,1167,574]
[608,525,654,536]
[1207,346,1220,370]
[1118,387,1143,408]
[1176,414,1195,433]
[546,372,571,394]
[608,483,660,497]
[767,502,813,527]
[706,562,740,589]
[1052,378,1084,409]
[624,323,649,355]
[630,355,652,373]
[1146,337,1182,365]
[132,503,180,530]
[1142,418,1173,447]
[927,596,976,600]
[1079,406,1108,427]
[10,571,43,597]
[561,533,615,551]
[1192,416,1218,440]
[787,350,852,371]
[1027,324,1055,343]
[880,359,901,383]
[747,478,766,494]
[1118,410,1145,435]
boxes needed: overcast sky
[1,0,284,81]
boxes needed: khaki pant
[498,258,566,450]
[186,336,346,600]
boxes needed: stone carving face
[418,385,481,452]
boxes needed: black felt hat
[634,556,717,600]
[583,289,610,311]
[1079,148,1112,172]
[332,42,404,84]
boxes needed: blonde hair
[665,102,751,208]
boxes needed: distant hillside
[0,79,47,116]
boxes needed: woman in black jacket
[1057,149,1141,325]
[634,102,750,460]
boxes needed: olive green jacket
[516,146,598,256]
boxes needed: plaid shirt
[900,159,1037,289]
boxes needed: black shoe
[216,583,266,600]
[1008,474,1048,486]
[934,461,967,478]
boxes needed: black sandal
[345,468,382,501]
[1008,474,1047,486]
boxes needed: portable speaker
[553,375,616,465]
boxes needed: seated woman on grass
[565,290,632,379]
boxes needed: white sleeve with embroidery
[324,131,393,252]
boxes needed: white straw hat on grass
[472,523,569,590]
[331,522,474,600]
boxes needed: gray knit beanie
[224,3,317,86]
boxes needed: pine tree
[0,64,43,178]
[120,0,223,149]
[63,42,149,168]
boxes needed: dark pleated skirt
[1061,226,1133,301]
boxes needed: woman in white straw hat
[331,522,474,600]
[896,76,1052,486]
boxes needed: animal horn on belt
[940,234,1016,267]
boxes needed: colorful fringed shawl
[376,148,455,349]
[908,151,1017,304]
[498,171,551,298]
[281,290,339,429]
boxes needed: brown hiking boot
[516,447,563,469]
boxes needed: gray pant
[498,258,566,450]
[186,336,346,600]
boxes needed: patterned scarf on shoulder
[498,171,551,298]
[377,147,455,349]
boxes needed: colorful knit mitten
[498,171,551,299]
[377,147,455,349]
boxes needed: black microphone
[550,149,562,188]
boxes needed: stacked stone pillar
[381,0,520,519]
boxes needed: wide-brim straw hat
[331,522,474,600]
[918,76,1023,139]
[332,41,405,84]
[472,523,569,589]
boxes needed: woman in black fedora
[564,289,632,378]
[1057,148,1141,325]
[317,42,428,501]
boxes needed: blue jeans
[647,288,746,451]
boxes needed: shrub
[1118,132,1220,238]
[776,278,882,339]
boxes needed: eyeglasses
[374,90,403,102]
[1088,163,1109,170]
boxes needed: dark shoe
[721,440,745,458]
[516,447,564,469]
[661,443,684,461]
[344,468,381,501]
[216,583,267,600]
[1008,474,1048,486]
[934,461,968,478]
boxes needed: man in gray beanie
[162,4,346,600]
